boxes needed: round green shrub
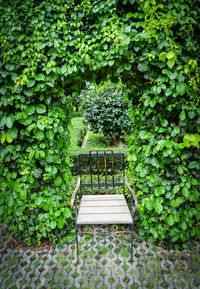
[82,84,131,145]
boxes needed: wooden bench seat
[77,194,132,225]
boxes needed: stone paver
[0,224,200,289]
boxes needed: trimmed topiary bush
[82,84,131,145]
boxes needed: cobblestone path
[0,225,200,289]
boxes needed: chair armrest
[124,177,138,213]
[70,177,81,210]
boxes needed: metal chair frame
[70,150,138,263]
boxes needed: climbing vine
[0,0,199,244]
[125,0,200,244]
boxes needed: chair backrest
[79,150,125,192]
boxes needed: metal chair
[70,150,138,263]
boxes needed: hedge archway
[0,0,199,245]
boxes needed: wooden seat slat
[82,194,124,200]
[77,194,132,225]
[77,213,132,225]
[79,206,130,214]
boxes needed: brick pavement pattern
[0,225,200,289]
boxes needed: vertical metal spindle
[122,153,125,195]
[104,151,107,189]
[90,151,93,189]
[112,151,114,188]
[97,151,100,189]
[79,154,82,197]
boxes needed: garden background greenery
[0,0,199,247]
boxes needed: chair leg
[76,225,79,264]
[130,223,134,262]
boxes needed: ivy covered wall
[0,0,199,245]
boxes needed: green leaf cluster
[126,0,200,244]
[82,83,131,145]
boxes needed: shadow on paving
[0,224,200,289]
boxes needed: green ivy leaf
[27,79,35,88]
[46,130,54,140]
[167,51,176,59]
[176,82,186,96]
[6,133,13,143]
[122,34,130,45]
[57,220,65,229]
[173,184,180,194]
[162,68,170,77]
[35,74,45,81]
[35,197,43,206]
[139,130,148,139]
[181,221,187,231]
[1,134,5,144]
[6,116,13,129]
[124,63,131,70]
[167,59,175,69]
[61,64,67,74]
[182,187,189,199]
[145,199,154,211]
[159,52,167,61]
[177,166,183,175]
[188,161,199,169]
[154,198,163,214]
[179,111,186,121]
[20,190,27,200]
[50,221,57,229]
[26,106,35,115]
[64,234,75,243]
[167,214,174,226]
[63,208,71,218]
[117,65,124,73]
[35,130,44,141]
[161,119,168,127]
[138,63,148,72]
[143,219,148,226]
[36,104,46,114]
[109,60,114,66]
[24,89,33,97]
[155,186,165,196]
[9,128,18,139]
[171,126,180,137]
[19,223,24,231]
[188,111,196,119]
[54,176,63,186]
[174,214,180,223]
[164,140,173,147]
[170,72,178,80]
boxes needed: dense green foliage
[125,1,200,243]
[82,84,131,144]
[0,0,199,245]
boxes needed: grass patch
[70,117,87,150]
[69,117,129,156]
[7,258,17,267]
[86,132,107,148]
